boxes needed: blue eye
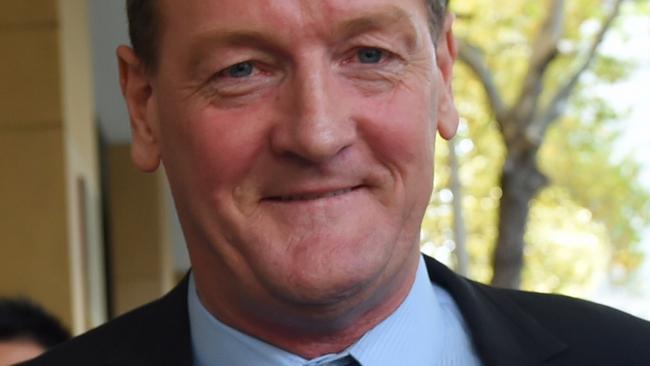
[225,62,254,78]
[357,48,384,64]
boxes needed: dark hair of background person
[125,0,451,72]
[0,299,70,349]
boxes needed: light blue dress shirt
[188,255,482,365]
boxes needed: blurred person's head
[0,299,70,366]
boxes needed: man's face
[126,0,456,309]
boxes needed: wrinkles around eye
[201,61,279,99]
[341,47,406,82]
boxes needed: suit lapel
[103,275,194,366]
[424,256,567,366]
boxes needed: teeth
[279,188,353,202]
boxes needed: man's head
[118,0,457,353]
[0,299,70,366]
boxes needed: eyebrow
[333,6,420,47]
[189,30,277,58]
[191,31,280,52]
[185,30,282,78]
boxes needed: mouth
[265,186,364,202]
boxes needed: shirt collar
[188,256,444,366]
[348,255,444,364]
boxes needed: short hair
[126,0,450,72]
[0,298,70,349]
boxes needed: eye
[356,48,384,64]
[201,59,282,101]
[223,62,255,78]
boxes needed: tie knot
[315,355,361,366]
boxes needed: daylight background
[422,0,650,319]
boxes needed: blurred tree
[448,138,469,276]
[422,0,650,291]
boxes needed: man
[0,298,70,366]
[23,0,650,365]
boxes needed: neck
[193,253,420,359]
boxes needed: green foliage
[524,187,610,296]
[541,103,650,281]
[422,0,650,295]
[633,0,650,13]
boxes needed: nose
[270,62,356,164]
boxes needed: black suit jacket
[23,256,650,365]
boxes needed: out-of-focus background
[0,0,648,335]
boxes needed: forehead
[157,0,431,41]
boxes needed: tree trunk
[491,149,547,288]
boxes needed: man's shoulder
[423,255,650,364]
[483,281,650,332]
[20,278,192,366]
[425,255,650,339]
[475,280,650,362]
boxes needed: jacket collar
[105,256,566,366]
[104,276,194,366]
[423,255,567,366]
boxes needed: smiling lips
[267,186,363,202]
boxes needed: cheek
[158,100,269,197]
[197,112,263,184]
[355,87,436,171]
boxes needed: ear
[117,45,161,172]
[434,13,459,140]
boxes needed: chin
[260,242,392,307]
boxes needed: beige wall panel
[58,0,106,332]
[0,126,72,328]
[108,144,167,316]
[0,0,57,27]
[0,27,61,127]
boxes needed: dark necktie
[317,355,361,366]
